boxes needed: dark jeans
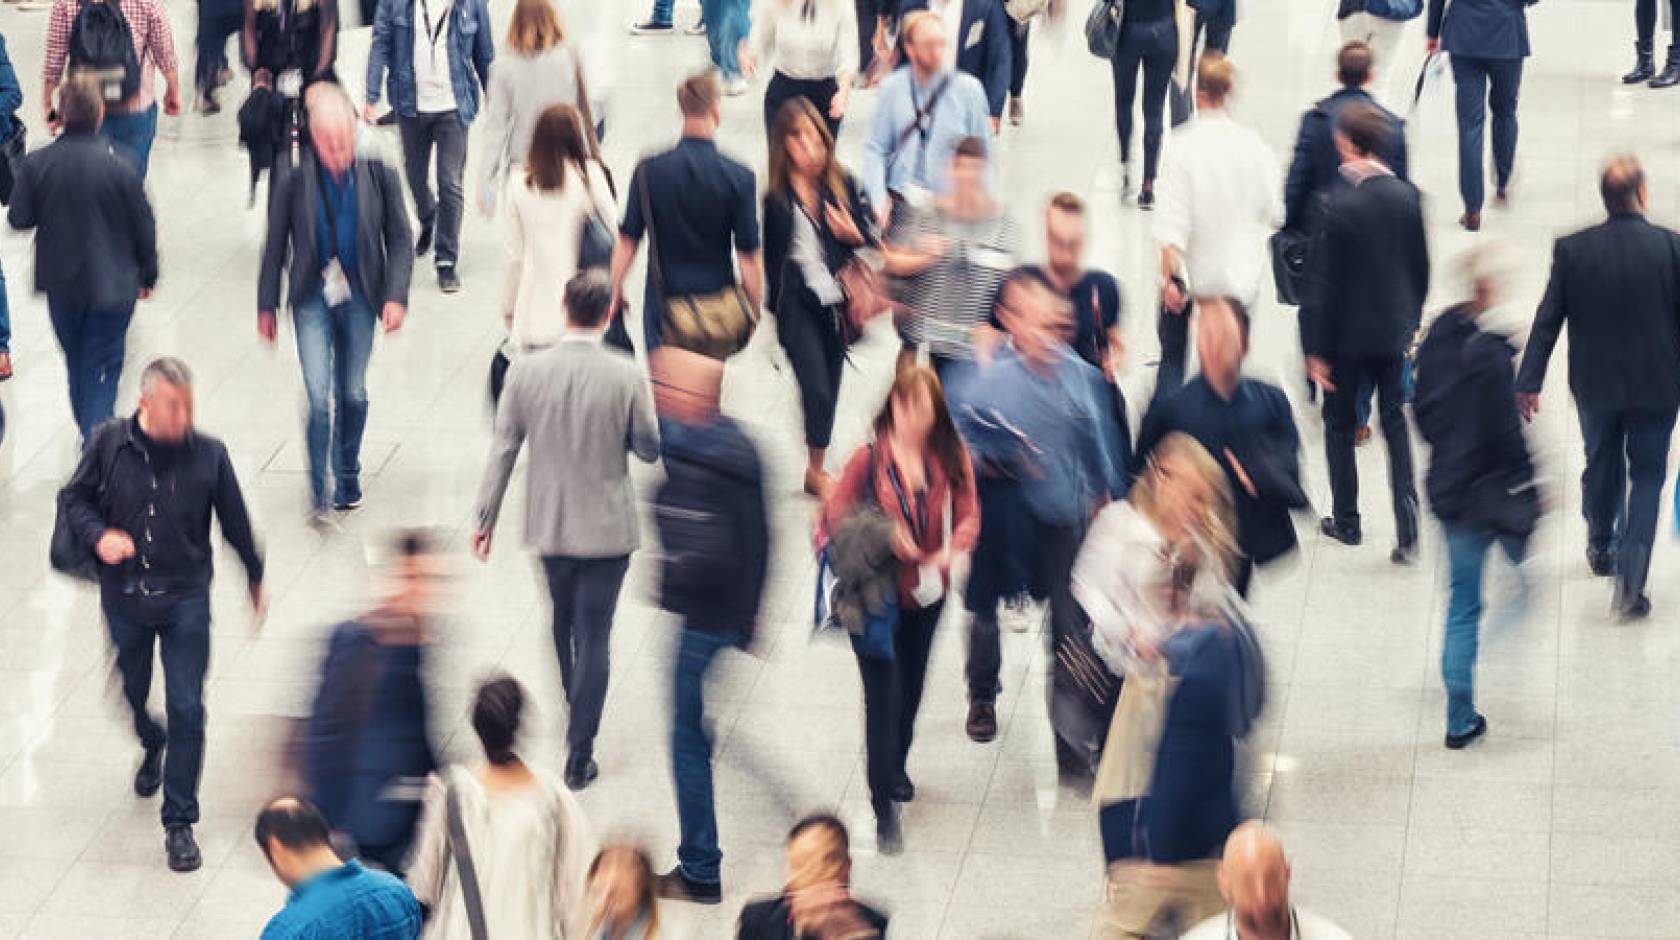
[776,292,846,449]
[966,519,1082,705]
[542,554,631,756]
[1008,19,1030,97]
[195,9,243,94]
[398,110,468,268]
[671,625,743,885]
[1449,56,1522,215]
[1636,0,1680,51]
[856,601,943,813]
[103,587,212,827]
[764,72,841,140]
[857,0,883,73]
[1153,289,1191,403]
[101,105,158,179]
[48,298,135,440]
[1196,9,1233,53]
[1578,407,1676,603]
[294,291,376,511]
[1322,354,1418,546]
[1111,17,1176,183]
[0,259,11,353]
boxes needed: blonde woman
[476,0,595,214]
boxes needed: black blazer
[897,0,1012,117]
[258,151,414,312]
[1427,0,1531,58]
[737,895,888,940]
[762,173,876,315]
[1282,87,1409,233]
[7,133,157,311]
[1302,172,1430,361]
[1516,213,1680,414]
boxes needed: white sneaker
[721,75,750,97]
[685,20,707,35]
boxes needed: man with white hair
[1180,822,1351,939]
[258,82,413,524]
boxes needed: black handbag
[1085,0,1125,58]
[1269,227,1311,307]
[0,117,27,206]
[50,487,101,582]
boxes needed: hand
[381,302,407,333]
[1426,37,1440,53]
[990,116,1001,135]
[470,529,492,561]
[1305,356,1336,393]
[361,103,379,124]
[1223,447,1258,499]
[1161,279,1188,314]
[829,87,850,121]
[737,45,757,78]
[95,529,136,566]
[875,203,893,233]
[825,202,864,246]
[138,287,153,301]
[1105,335,1127,381]
[1516,392,1540,422]
[249,584,267,628]
[257,310,278,343]
[163,88,182,117]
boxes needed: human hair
[1337,40,1373,88]
[59,76,105,135]
[392,528,437,561]
[953,135,987,162]
[588,844,661,938]
[678,72,720,119]
[1601,154,1645,214]
[471,673,524,766]
[872,365,971,490]
[1455,241,1517,301]
[767,97,847,207]
[140,357,193,395]
[1335,101,1391,158]
[253,797,332,858]
[1130,432,1238,580]
[1048,191,1085,217]
[565,269,614,327]
[1197,53,1234,105]
[525,103,590,192]
[901,9,941,45]
[788,814,850,858]
[1205,296,1251,348]
[506,0,566,55]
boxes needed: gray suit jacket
[258,152,414,312]
[474,338,661,558]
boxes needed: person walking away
[365,0,493,293]
[1336,0,1414,105]
[740,0,860,140]
[1002,0,1049,125]
[1180,822,1353,940]
[1515,156,1680,621]
[608,72,763,355]
[764,97,879,495]
[1109,0,1177,204]
[589,844,663,939]
[474,0,593,216]
[195,0,245,113]
[258,82,413,523]
[820,365,979,854]
[407,675,595,937]
[1302,102,1427,563]
[470,272,660,790]
[305,531,442,873]
[256,797,424,939]
[1622,0,1680,85]
[647,347,770,905]
[738,816,890,939]
[1413,245,1534,749]
[1426,0,1529,230]
[893,0,1013,128]
[1190,0,1235,54]
[60,357,265,872]
[8,76,158,440]
[41,0,182,177]
[0,32,16,382]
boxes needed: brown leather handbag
[639,172,759,360]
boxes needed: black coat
[258,151,414,312]
[763,174,876,316]
[1302,172,1430,361]
[897,0,1013,117]
[7,133,157,311]
[1282,87,1409,233]
[1414,306,1534,524]
[736,895,888,940]
[655,415,770,637]
[1428,0,1531,58]
[1516,213,1680,414]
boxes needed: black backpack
[68,0,142,104]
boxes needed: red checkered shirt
[43,0,179,112]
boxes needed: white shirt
[502,161,618,350]
[748,0,860,81]
[1181,906,1353,940]
[929,0,964,75]
[1153,109,1284,305]
[412,0,456,113]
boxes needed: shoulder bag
[446,772,491,940]
[639,170,759,360]
[1085,0,1125,59]
[49,436,124,582]
[0,118,26,206]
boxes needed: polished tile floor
[2,0,1680,936]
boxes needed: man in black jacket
[1303,101,1428,562]
[649,347,770,906]
[1516,156,1680,620]
[8,76,158,440]
[61,357,265,873]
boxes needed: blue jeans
[647,0,674,25]
[1441,524,1523,736]
[103,588,212,826]
[672,626,742,885]
[48,298,135,440]
[294,292,376,511]
[0,258,11,352]
[101,105,159,180]
[1449,56,1522,215]
[1578,407,1676,603]
[703,0,749,78]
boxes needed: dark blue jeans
[0,258,11,353]
[1578,407,1676,603]
[294,291,376,511]
[542,554,631,757]
[1441,522,1525,736]
[647,0,674,25]
[103,587,212,827]
[1449,56,1522,215]
[101,105,159,180]
[48,297,135,440]
[672,626,743,885]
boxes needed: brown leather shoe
[965,702,998,743]
[1459,212,1482,232]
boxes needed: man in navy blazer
[1283,41,1409,234]
[1427,0,1531,230]
[895,0,1012,123]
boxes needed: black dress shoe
[1319,517,1362,547]
[1623,48,1656,83]
[135,743,164,797]
[890,773,915,803]
[166,825,202,872]
[1651,59,1680,89]
[1617,593,1652,622]
[1137,187,1156,211]
[563,755,599,791]
[437,265,461,294]
[1391,542,1418,566]
[655,866,722,904]
[415,221,434,257]
[965,702,998,743]
[875,803,903,856]
[1586,547,1615,577]
[1444,713,1487,750]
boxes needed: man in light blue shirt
[862,10,993,227]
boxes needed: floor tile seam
[19,802,122,927]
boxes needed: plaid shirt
[43,0,178,112]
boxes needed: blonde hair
[1130,432,1239,580]
[506,0,566,56]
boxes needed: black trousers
[764,72,841,140]
[857,0,884,74]
[965,519,1083,705]
[1008,19,1031,97]
[856,600,943,813]
[1322,354,1419,546]
[1578,407,1677,604]
[542,554,631,757]
[195,8,243,95]
[1111,17,1177,182]
[1153,288,1191,404]
[776,290,846,449]
[1635,0,1680,51]
[1196,9,1234,53]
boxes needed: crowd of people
[3,0,1680,936]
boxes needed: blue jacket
[1428,0,1531,59]
[365,0,494,124]
[897,0,1012,117]
[0,35,22,137]
[1282,87,1408,233]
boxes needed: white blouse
[747,0,860,81]
[502,161,617,351]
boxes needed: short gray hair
[140,357,193,394]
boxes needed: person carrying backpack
[41,0,182,178]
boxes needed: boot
[1622,41,1655,83]
[1651,47,1680,88]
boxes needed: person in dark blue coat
[1426,0,1531,230]
[894,0,1012,123]
[0,32,21,382]
[1283,41,1409,233]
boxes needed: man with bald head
[1516,156,1680,621]
[1181,823,1350,940]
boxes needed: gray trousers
[397,110,467,268]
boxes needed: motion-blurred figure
[588,844,663,939]
[305,531,440,873]
[1180,822,1351,940]
[738,815,888,940]
[257,797,424,939]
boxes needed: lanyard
[885,460,928,542]
[907,76,948,181]
[418,0,450,66]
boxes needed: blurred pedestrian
[894,0,1013,127]
[588,844,663,939]
[60,358,265,872]
[244,0,339,90]
[407,675,595,937]
[475,0,595,215]
[471,271,660,790]
[1180,822,1352,940]
[195,0,245,113]
[738,815,889,939]
[1426,0,1529,230]
[257,797,424,939]
[740,0,860,138]
[40,0,182,177]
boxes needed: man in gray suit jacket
[258,83,413,521]
[471,270,661,790]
